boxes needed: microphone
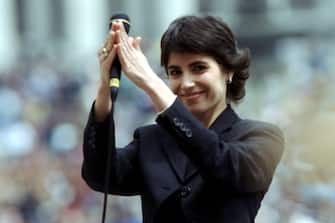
[102,16,130,223]
[108,13,131,101]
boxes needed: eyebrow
[167,65,180,70]
[167,60,208,70]
[189,60,208,67]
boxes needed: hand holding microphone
[97,14,150,98]
[96,13,174,119]
[95,14,131,121]
[98,14,131,100]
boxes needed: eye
[192,64,207,73]
[168,69,182,77]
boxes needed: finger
[114,29,121,45]
[118,21,126,32]
[116,43,130,73]
[116,22,130,45]
[117,28,128,45]
[133,37,142,51]
[98,33,114,60]
[98,53,104,62]
[104,44,118,65]
[98,41,117,63]
[105,31,115,51]
[114,28,137,72]
[111,21,128,41]
[118,38,132,64]
[128,36,134,46]
[111,21,121,32]
[98,50,109,63]
[116,30,132,56]
[110,21,127,43]
[97,47,109,62]
[98,48,107,60]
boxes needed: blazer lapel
[160,133,188,183]
[209,104,239,134]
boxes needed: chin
[186,105,206,116]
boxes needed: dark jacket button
[180,186,192,197]
[173,117,181,126]
[180,124,188,132]
[185,129,192,138]
[179,123,186,130]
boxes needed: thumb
[104,44,118,67]
[133,37,143,51]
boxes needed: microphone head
[109,13,131,33]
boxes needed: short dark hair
[160,15,251,103]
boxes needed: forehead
[167,52,214,67]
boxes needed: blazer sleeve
[156,99,284,193]
[81,102,142,195]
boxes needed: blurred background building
[0,0,334,222]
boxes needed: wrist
[95,83,112,122]
[98,81,110,95]
[145,77,176,113]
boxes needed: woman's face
[167,52,231,119]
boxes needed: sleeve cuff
[156,95,177,116]
[88,101,110,128]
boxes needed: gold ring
[102,47,109,57]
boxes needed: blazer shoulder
[234,118,284,140]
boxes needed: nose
[180,74,195,89]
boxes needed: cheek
[210,81,227,97]
[168,80,179,93]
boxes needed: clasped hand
[95,21,176,118]
[98,21,157,91]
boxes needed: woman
[82,15,284,223]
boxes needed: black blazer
[82,99,284,223]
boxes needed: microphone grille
[111,13,130,22]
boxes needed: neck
[194,103,228,128]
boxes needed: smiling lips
[180,91,205,101]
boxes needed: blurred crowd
[0,35,334,223]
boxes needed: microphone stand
[101,88,119,223]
